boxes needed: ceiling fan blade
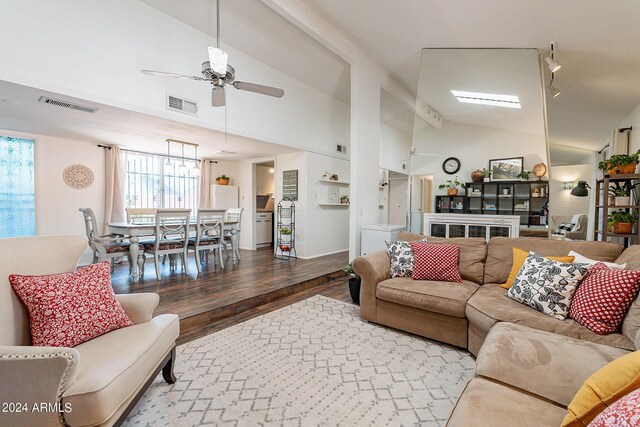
[207,46,228,76]
[211,87,226,107]
[141,70,207,80]
[232,81,284,98]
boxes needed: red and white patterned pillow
[589,388,640,427]
[410,242,462,283]
[569,263,640,335]
[10,261,133,347]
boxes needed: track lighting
[545,42,562,73]
[548,71,561,98]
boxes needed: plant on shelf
[216,175,231,185]
[471,168,492,182]
[439,178,466,196]
[608,181,637,206]
[598,150,640,175]
[343,263,361,305]
[517,170,532,180]
[607,210,637,235]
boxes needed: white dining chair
[188,209,225,273]
[143,209,191,279]
[223,208,243,263]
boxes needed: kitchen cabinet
[256,212,273,245]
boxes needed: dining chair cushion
[104,242,144,254]
[143,241,185,251]
[9,261,133,347]
[188,237,220,247]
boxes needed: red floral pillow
[589,388,640,427]
[410,242,462,283]
[10,261,133,347]
[569,263,640,335]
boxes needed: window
[123,152,199,214]
[0,136,36,238]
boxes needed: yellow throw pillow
[562,350,640,427]
[500,247,575,289]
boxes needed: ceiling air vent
[167,94,198,116]
[38,96,98,113]
[336,144,347,154]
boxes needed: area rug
[124,295,475,426]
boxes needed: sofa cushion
[570,263,640,335]
[419,236,487,284]
[387,240,421,278]
[617,245,640,343]
[9,262,133,348]
[466,283,635,350]
[562,349,640,427]
[501,247,575,289]
[376,277,479,318]
[62,314,179,426]
[484,237,623,284]
[507,252,588,320]
[476,323,629,407]
[446,378,567,427]
[589,388,640,427]
[410,242,462,282]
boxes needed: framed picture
[282,169,298,201]
[489,157,523,181]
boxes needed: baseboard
[297,249,349,260]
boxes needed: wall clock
[442,157,461,175]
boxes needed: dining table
[108,219,239,280]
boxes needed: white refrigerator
[210,185,239,209]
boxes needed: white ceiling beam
[259,0,357,64]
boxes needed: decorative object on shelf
[533,163,547,180]
[532,188,540,197]
[489,157,524,181]
[608,210,637,235]
[598,150,640,175]
[274,197,297,260]
[282,169,298,201]
[609,181,637,206]
[471,168,492,183]
[439,178,465,196]
[321,171,330,180]
[340,195,350,204]
[328,186,340,203]
[63,164,94,189]
[216,174,230,185]
[330,173,339,181]
[571,181,590,197]
[517,170,532,181]
[442,157,461,175]
[343,263,361,305]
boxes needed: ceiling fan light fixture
[207,46,228,76]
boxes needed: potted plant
[598,150,640,175]
[471,168,492,182]
[517,170,532,181]
[216,175,231,185]
[608,181,635,206]
[607,210,637,234]
[343,263,361,305]
[439,178,466,196]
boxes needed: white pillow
[568,251,626,270]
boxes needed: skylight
[451,90,521,109]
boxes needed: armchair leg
[162,347,177,384]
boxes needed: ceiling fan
[141,0,284,107]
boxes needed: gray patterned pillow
[387,240,426,278]
[507,251,589,320]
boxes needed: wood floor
[111,248,351,343]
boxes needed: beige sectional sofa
[353,232,640,426]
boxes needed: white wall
[411,121,548,208]
[619,102,640,154]
[1,128,104,263]
[0,0,349,158]
[256,166,275,195]
[380,123,411,174]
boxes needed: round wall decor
[63,164,94,189]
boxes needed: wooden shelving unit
[594,173,640,246]
[435,180,549,227]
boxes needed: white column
[349,50,382,259]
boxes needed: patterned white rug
[124,296,475,426]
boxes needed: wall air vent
[167,94,198,116]
[38,96,98,113]
[336,144,347,154]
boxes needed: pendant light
[164,140,173,174]
[178,143,188,175]
[192,145,201,177]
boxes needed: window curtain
[104,146,125,233]
[199,159,212,209]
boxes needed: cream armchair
[0,235,180,427]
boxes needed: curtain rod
[97,145,217,163]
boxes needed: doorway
[255,160,275,249]
[388,171,408,225]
